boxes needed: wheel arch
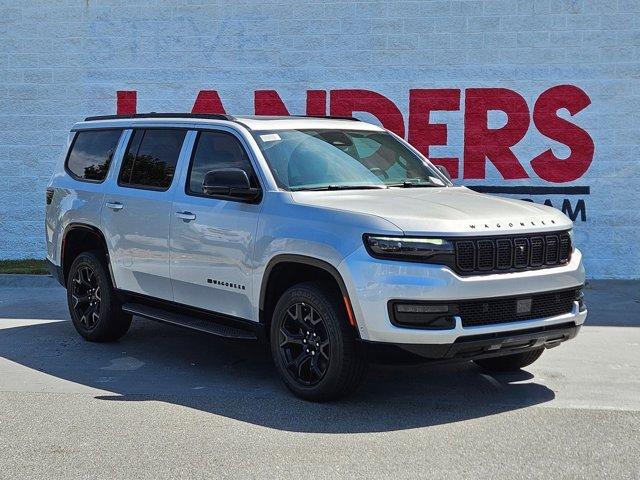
[259,254,358,334]
[61,223,114,286]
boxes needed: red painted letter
[254,90,328,116]
[306,90,327,116]
[530,85,594,183]
[330,89,405,137]
[254,90,290,115]
[191,90,227,114]
[463,88,529,179]
[117,91,137,115]
[408,89,461,178]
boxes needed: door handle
[175,211,196,222]
[105,201,124,211]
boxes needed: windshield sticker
[260,133,281,142]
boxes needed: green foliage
[0,259,49,275]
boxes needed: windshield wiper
[292,184,388,191]
[387,181,440,188]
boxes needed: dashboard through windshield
[252,129,448,191]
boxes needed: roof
[234,115,384,131]
[75,113,384,132]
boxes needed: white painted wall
[0,0,638,278]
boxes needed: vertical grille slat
[513,238,529,268]
[477,240,495,271]
[545,235,559,265]
[496,239,512,269]
[456,241,475,272]
[558,232,572,263]
[453,231,572,275]
[530,236,544,267]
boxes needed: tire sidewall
[270,283,351,399]
[67,252,119,341]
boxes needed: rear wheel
[270,281,367,401]
[474,347,544,372]
[67,251,131,342]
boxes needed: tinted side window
[187,131,258,195]
[66,129,122,182]
[119,129,187,190]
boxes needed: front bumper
[338,246,586,344]
[358,320,581,364]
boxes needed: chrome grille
[453,231,572,275]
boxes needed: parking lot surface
[0,277,638,479]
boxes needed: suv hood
[290,186,571,236]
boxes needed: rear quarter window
[66,129,123,182]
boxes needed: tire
[474,347,545,372]
[66,251,131,342]
[270,281,368,401]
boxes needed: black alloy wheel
[66,251,132,342]
[270,281,368,401]
[70,265,102,330]
[278,302,331,386]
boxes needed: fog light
[390,302,455,329]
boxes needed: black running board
[122,302,258,340]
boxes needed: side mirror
[435,165,452,182]
[202,168,261,202]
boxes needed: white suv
[45,113,587,401]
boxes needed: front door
[170,128,262,320]
[102,128,188,301]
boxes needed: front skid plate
[358,323,580,364]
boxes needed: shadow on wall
[0,318,555,434]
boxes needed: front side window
[66,129,122,182]
[118,129,187,190]
[187,130,258,196]
[252,129,446,191]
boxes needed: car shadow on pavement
[0,318,555,433]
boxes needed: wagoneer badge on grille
[469,219,557,229]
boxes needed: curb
[0,274,60,288]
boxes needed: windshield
[252,129,448,191]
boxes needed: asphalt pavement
[0,276,638,479]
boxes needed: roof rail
[84,113,362,122]
[289,115,361,122]
[83,113,235,122]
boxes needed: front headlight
[364,235,455,264]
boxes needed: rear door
[170,128,262,320]
[102,128,188,301]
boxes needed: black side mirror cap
[202,168,262,202]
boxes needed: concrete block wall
[1,0,639,278]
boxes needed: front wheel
[67,251,131,342]
[270,282,367,401]
[474,347,545,372]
